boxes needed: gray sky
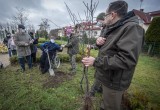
[0,0,159,30]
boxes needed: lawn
[0,50,160,110]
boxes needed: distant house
[59,23,101,38]
[133,9,160,31]
[79,21,101,38]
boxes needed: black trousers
[40,54,49,73]
[31,52,37,63]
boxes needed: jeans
[18,55,32,71]
[8,49,12,57]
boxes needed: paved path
[0,54,10,68]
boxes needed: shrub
[146,17,160,42]
[55,40,63,45]
[38,38,49,43]
[0,43,8,53]
[123,89,153,110]
[9,56,18,65]
[9,53,82,65]
[58,54,82,63]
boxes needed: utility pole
[140,0,143,10]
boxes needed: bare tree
[40,18,50,31]
[12,7,29,25]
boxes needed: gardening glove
[24,43,29,46]
[29,39,34,44]
[61,44,65,48]
[44,49,48,53]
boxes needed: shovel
[46,49,55,76]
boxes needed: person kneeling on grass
[39,36,63,74]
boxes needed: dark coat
[93,11,145,91]
[66,34,79,55]
[40,41,61,57]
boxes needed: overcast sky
[0,0,159,30]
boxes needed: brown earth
[43,71,74,88]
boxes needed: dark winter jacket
[65,34,79,55]
[30,37,38,54]
[40,41,61,57]
[93,11,145,91]
[3,36,11,47]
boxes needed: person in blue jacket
[39,36,62,74]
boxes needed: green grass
[128,54,160,109]
[0,52,160,110]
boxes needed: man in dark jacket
[29,32,38,66]
[3,33,12,57]
[89,12,106,96]
[65,31,79,73]
[40,36,62,74]
[82,1,144,110]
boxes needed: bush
[9,53,82,65]
[9,56,18,65]
[146,17,160,42]
[59,54,82,63]
[61,36,68,41]
[122,89,154,110]
[0,43,8,53]
[55,40,63,45]
[38,38,49,43]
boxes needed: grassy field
[0,52,160,110]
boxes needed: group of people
[2,0,145,109]
[39,30,79,74]
[3,24,38,72]
[3,24,80,74]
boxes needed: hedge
[9,53,82,65]
[145,17,160,42]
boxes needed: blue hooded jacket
[40,41,61,56]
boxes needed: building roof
[133,9,160,24]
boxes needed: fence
[142,42,160,57]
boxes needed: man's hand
[82,56,95,67]
[29,39,34,44]
[61,44,66,48]
[44,49,48,53]
[24,43,29,46]
[87,45,95,50]
[96,37,106,46]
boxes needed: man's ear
[111,12,117,20]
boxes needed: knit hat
[96,12,105,21]
[18,24,25,29]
